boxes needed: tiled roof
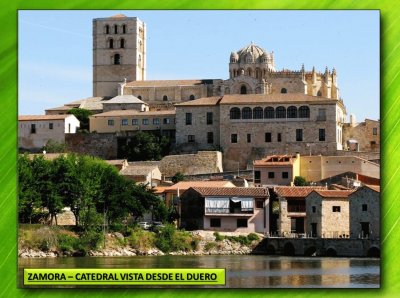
[104,159,127,165]
[91,110,176,117]
[190,187,269,197]
[165,180,236,192]
[254,154,298,166]
[125,79,213,87]
[365,185,380,192]
[274,186,326,198]
[175,97,222,107]
[103,95,147,105]
[19,115,71,121]
[120,165,159,176]
[45,106,73,111]
[312,190,355,198]
[219,93,335,105]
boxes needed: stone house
[180,187,269,233]
[18,114,80,151]
[102,94,149,112]
[120,161,162,187]
[349,185,380,239]
[273,186,326,236]
[305,190,354,238]
[253,154,300,186]
[342,118,380,152]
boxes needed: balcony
[205,207,253,216]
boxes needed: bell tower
[93,14,146,97]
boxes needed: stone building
[305,190,354,238]
[349,185,380,239]
[342,118,380,152]
[93,14,146,97]
[180,187,269,233]
[18,115,80,151]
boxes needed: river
[19,255,380,288]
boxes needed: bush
[247,233,259,242]
[213,232,224,242]
[155,224,194,253]
[57,233,79,252]
[129,228,155,251]
[204,242,217,251]
[77,229,104,255]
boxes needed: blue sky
[19,10,379,121]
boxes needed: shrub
[129,228,155,251]
[204,242,217,251]
[155,224,194,253]
[247,233,259,242]
[57,233,79,252]
[213,232,224,242]
[77,229,104,255]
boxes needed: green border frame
[1,0,398,296]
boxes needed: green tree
[123,132,171,161]
[294,176,308,186]
[43,139,67,153]
[171,172,185,184]
[67,108,93,131]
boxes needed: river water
[19,255,380,288]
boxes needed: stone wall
[342,119,380,152]
[160,151,223,178]
[65,132,118,159]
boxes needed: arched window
[299,106,310,118]
[253,107,263,119]
[109,38,114,49]
[242,107,252,119]
[114,24,118,34]
[247,68,252,77]
[230,107,241,119]
[240,85,247,94]
[189,95,195,100]
[276,106,286,118]
[281,88,287,94]
[317,90,322,96]
[122,24,126,34]
[105,25,110,34]
[113,54,121,65]
[287,106,297,118]
[120,39,125,48]
[163,95,168,101]
[264,107,275,119]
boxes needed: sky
[18,10,380,121]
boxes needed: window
[282,172,289,179]
[264,107,274,119]
[163,118,171,124]
[108,120,114,126]
[268,172,275,179]
[242,107,252,119]
[247,134,251,143]
[253,107,263,119]
[240,85,247,94]
[210,218,221,228]
[113,53,121,65]
[276,106,286,118]
[254,171,261,183]
[296,129,303,141]
[188,135,195,143]
[317,108,326,121]
[373,128,378,135]
[207,132,214,144]
[189,94,195,100]
[277,133,282,142]
[109,38,114,48]
[49,123,53,130]
[230,107,241,119]
[299,106,310,118]
[265,132,272,142]
[312,206,316,213]
[121,119,128,126]
[163,95,168,101]
[332,206,341,212]
[362,204,368,211]
[120,38,125,48]
[206,112,213,125]
[114,24,118,34]
[30,124,36,134]
[317,90,322,96]
[281,88,287,94]
[319,129,326,141]
[231,134,238,143]
[142,119,149,125]
[137,95,142,100]
[153,118,160,125]
[237,219,248,228]
[185,113,192,125]
[122,24,126,34]
[287,106,297,118]
[105,25,110,34]
[132,119,138,125]
[256,200,263,209]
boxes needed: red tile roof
[365,185,380,193]
[165,181,235,192]
[274,186,326,198]
[19,115,71,121]
[189,187,268,197]
[92,110,175,117]
[254,154,298,166]
[175,96,222,106]
[312,190,355,198]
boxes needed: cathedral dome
[237,43,267,63]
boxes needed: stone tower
[93,14,146,97]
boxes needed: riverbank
[18,226,262,258]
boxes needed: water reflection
[19,255,379,288]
